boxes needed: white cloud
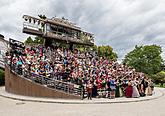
[0,0,165,60]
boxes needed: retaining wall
[5,66,80,99]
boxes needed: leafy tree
[24,36,33,44]
[24,36,44,45]
[98,45,118,60]
[161,60,165,71]
[123,45,163,75]
[73,44,92,52]
[150,71,165,86]
[33,36,44,44]
[73,44,117,60]
[92,45,98,51]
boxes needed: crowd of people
[5,45,154,99]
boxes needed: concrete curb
[0,86,164,104]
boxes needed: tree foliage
[150,71,165,86]
[98,45,118,60]
[24,36,33,44]
[33,36,44,44]
[123,45,163,75]
[73,44,117,60]
[24,36,44,45]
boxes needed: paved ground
[0,87,163,104]
[0,87,165,116]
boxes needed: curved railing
[7,63,85,99]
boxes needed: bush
[150,71,165,86]
[0,69,5,86]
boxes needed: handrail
[7,64,83,98]
[6,62,114,99]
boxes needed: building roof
[23,15,82,31]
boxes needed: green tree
[98,45,118,60]
[91,45,98,52]
[24,36,33,44]
[150,71,165,86]
[24,36,44,45]
[123,45,163,75]
[73,44,117,60]
[33,36,44,44]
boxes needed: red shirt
[96,78,102,89]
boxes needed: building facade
[23,15,94,46]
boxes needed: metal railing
[23,22,42,31]
[8,64,120,100]
[8,64,84,98]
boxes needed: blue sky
[0,0,165,61]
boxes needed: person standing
[79,79,85,100]
[140,78,146,97]
[87,81,93,100]
[125,80,133,98]
[109,77,116,99]
[145,79,153,96]
[92,80,98,97]
[115,79,123,97]
[132,78,140,98]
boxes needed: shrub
[150,71,165,86]
[0,69,5,86]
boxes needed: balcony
[23,22,43,36]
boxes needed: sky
[0,0,165,61]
